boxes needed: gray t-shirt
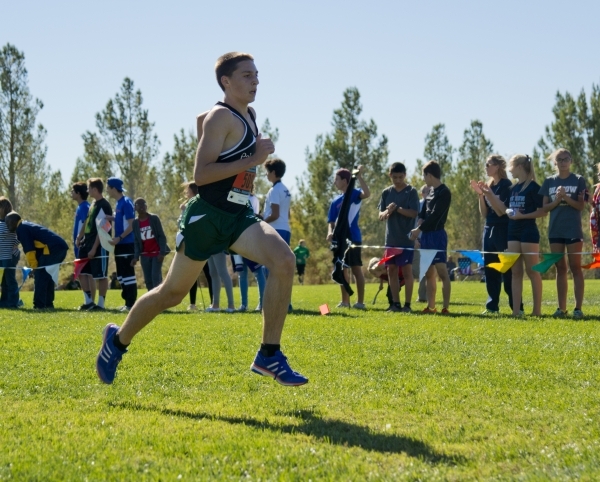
[378,184,420,247]
[539,173,587,239]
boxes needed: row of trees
[2,42,599,283]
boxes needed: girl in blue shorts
[506,155,547,317]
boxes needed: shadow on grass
[110,401,465,465]
[160,308,357,318]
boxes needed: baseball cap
[107,177,126,192]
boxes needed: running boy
[96,52,307,386]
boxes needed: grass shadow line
[109,401,465,466]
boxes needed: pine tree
[295,88,388,282]
[0,43,55,214]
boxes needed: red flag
[582,253,600,269]
[319,304,331,315]
[378,247,404,266]
[73,258,90,280]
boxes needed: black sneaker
[88,304,106,311]
[79,302,95,311]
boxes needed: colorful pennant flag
[18,267,33,290]
[532,253,564,273]
[44,264,60,286]
[582,253,600,269]
[419,249,438,281]
[487,253,520,273]
[73,258,90,280]
[457,250,484,266]
[378,247,404,266]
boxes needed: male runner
[96,52,308,386]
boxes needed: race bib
[227,167,256,205]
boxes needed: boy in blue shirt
[6,212,68,309]
[71,181,96,309]
[106,177,137,311]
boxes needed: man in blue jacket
[6,212,68,309]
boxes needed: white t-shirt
[264,181,291,231]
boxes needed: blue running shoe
[96,323,126,384]
[251,350,308,386]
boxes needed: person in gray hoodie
[131,198,170,291]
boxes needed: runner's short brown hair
[215,52,254,91]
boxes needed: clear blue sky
[3,0,600,192]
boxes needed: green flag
[532,253,564,273]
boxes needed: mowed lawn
[1,280,599,481]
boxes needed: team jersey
[15,221,68,268]
[198,102,258,214]
[114,196,135,243]
[83,198,113,246]
[328,188,363,243]
[294,245,310,265]
[138,217,160,257]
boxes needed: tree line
[2,43,599,283]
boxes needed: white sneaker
[352,302,366,310]
[205,307,221,312]
[336,302,350,308]
[118,306,130,312]
[254,305,262,312]
[224,307,235,313]
[237,305,247,312]
[187,304,197,311]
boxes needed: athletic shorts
[420,230,447,264]
[384,249,414,267]
[548,237,583,245]
[296,263,306,276]
[78,245,108,279]
[177,196,262,261]
[344,242,362,267]
[508,224,540,244]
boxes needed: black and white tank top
[197,102,258,213]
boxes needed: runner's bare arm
[194,109,273,186]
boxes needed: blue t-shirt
[73,201,90,257]
[327,188,363,243]
[115,196,135,243]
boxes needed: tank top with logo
[197,102,258,214]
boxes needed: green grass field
[1,281,599,481]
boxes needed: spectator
[76,178,112,311]
[131,198,170,291]
[409,160,452,314]
[327,165,370,309]
[263,158,293,311]
[475,155,522,315]
[107,177,137,312]
[6,212,69,310]
[378,162,419,312]
[0,197,21,308]
[412,185,430,302]
[540,148,587,319]
[505,155,546,317]
[71,181,96,309]
[293,240,310,285]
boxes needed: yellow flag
[0,268,4,280]
[487,253,520,273]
